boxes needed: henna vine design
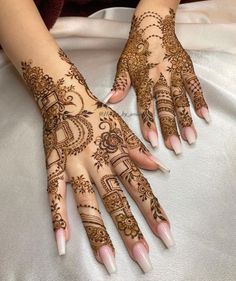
[101,175,143,240]
[114,9,207,138]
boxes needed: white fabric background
[0,1,236,280]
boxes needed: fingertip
[55,228,66,256]
[108,89,128,104]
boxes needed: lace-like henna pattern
[113,13,160,127]
[101,175,143,239]
[71,175,95,194]
[160,9,207,111]
[80,213,114,252]
[115,9,207,134]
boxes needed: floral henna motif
[21,49,97,233]
[50,199,67,231]
[115,9,207,136]
[92,114,125,169]
[71,175,94,194]
[101,175,143,240]
[80,213,114,253]
[113,13,159,127]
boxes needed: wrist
[135,0,180,16]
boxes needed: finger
[106,59,131,104]
[135,79,159,148]
[172,73,197,147]
[183,71,211,123]
[154,73,181,154]
[110,151,174,249]
[47,175,69,256]
[116,111,170,172]
[92,165,153,273]
[70,171,116,274]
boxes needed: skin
[0,0,173,271]
[109,0,209,152]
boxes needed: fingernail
[147,131,159,148]
[156,222,175,248]
[98,245,117,274]
[148,154,170,173]
[103,90,115,104]
[169,135,182,155]
[184,127,196,145]
[201,107,211,123]
[132,242,153,273]
[55,228,66,256]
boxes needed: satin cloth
[0,1,236,280]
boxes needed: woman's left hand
[106,6,210,155]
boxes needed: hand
[107,7,210,154]
[21,49,174,274]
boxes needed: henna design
[92,113,125,169]
[154,73,178,140]
[80,213,114,252]
[21,49,98,233]
[71,175,94,194]
[113,13,159,127]
[101,175,143,240]
[112,154,166,221]
[78,204,101,214]
[115,9,207,137]
[50,199,67,231]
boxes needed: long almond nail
[55,228,66,256]
[98,245,117,274]
[147,131,159,148]
[201,107,211,123]
[132,242,152,273]
[103,90,115,104]
[148,154,170,173]
[169,135,182,155]
[184,127,196,144]
[156,222,175,248]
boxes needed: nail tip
[157,222,175,249]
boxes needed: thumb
[104,61,131,104]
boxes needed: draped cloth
[0,1,236,280]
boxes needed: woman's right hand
[21,48,174,274]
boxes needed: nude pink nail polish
[132,242,153,273]
[103,91,115,104]
[184,127,196,145]
[148,155,170,173]
[169,135,182,155]
[98,245,117,274]
[147,131,159,148]
[201,107,211,123]
[156,222,175,248]
[55,228,66,256]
